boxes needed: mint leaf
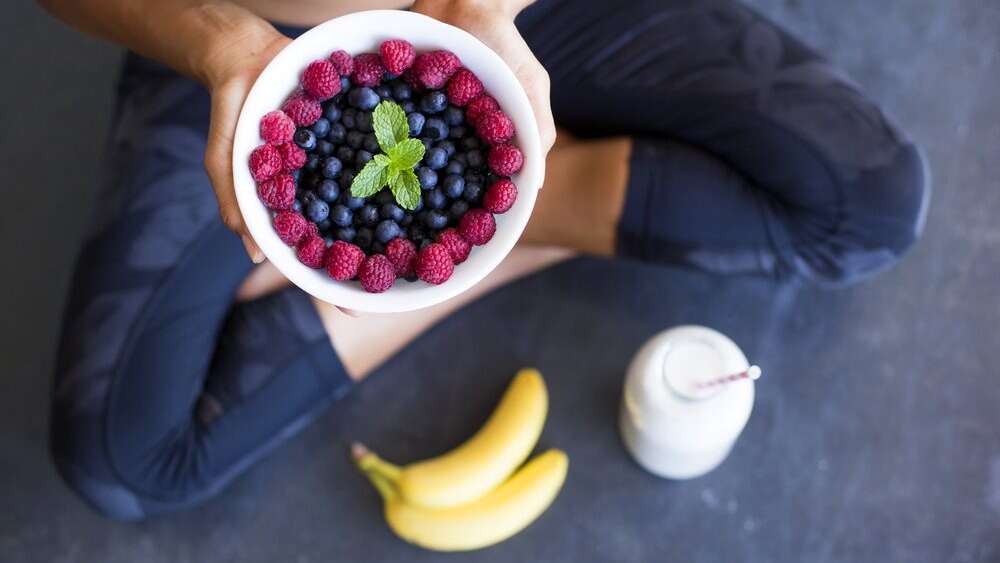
[374,153,392,168]
[390,169,421,210]
[386,138,425,170]
[372,101,409,150]
[351,159,388,198]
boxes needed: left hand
[411,0,556,155]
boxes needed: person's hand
[199,21,291,262]
[411,0,556,155]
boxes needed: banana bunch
[352,368,569,552]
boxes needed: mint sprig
[350,100,424,209]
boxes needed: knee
[795,144,930,286]
[49,415,148,521]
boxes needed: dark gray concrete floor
[2,1,999,562]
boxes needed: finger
[517,63,556,155]
[337,306,361,318]
[205,78,265,263]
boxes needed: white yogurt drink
[619,325,756,479]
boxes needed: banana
[359,449,569,552]
[396,368,549,508]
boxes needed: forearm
[413,0,537,18]
[36,0,282,86]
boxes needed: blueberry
[363,133,380,153]
[425,188,447,210]
[461,136,480,151]
[318,179,340,202]
[420,91,448,114]
[294,129,317,151]
[424,118,449,141]
[331,204,354,227]
[424,147,448,170]
[392,83,413,100]
[375,188,396,205]
[437,140,456,158]
[318,220,332,233]
[355,150,373,168]
[442,174,465,198]
[383,70,400,80]
[341,170,355,189]
[418,238,434,250]
[321,157,343,179]
[336,146,355,163]
[355,227,374,249]
[407,112,425,136]
[358,204,380,226]
[339,76,351,92]
[466,150,485,169]
[317,140,335,156]
[400,100,416,113]
[448,125,467,139]
[445,160,465,175]
[356,111,374,133]
[416,166,438,189]
[292,199,303,213]
[323,104,342,123]
[301,190,319,205]
[453,153,468,166]
[412,197,424,212]
[340,193,365,210]
[347,131,364,149]
[342,109,357,129]
[336,227,356,242]
[423,209,449,230]
[306,199,330,223]
[380,203,405,222]
[375,220,402,243]
[443,106,464,126]
[400,213,413,227]
[420,138,434,152]
[291,169,301,183]
[310,118,331,138]
[408,223,426,240]
[463,182,483,203]
[375,84,393,99]
[371,241,387,255]
[449,199,470,221]
[348,87,380,110]
[327,122,346,143]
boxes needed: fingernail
[241,235,265,264]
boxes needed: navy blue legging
[50,0,928,520]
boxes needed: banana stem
[365,467,400,502]
[351,442,403,482]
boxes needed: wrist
[185,3,286,89]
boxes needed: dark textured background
[2,1,999,562]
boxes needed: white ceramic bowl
[233,10,543,313]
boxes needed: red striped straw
[694,365,762,389]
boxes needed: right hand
[199,21,291,262]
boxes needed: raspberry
[296,235,327,269]
[259,110,295,144]
[358,254,395,293]
[304,220,320,238]
[402,69,425,93]
[380,39,416,75]
[301,59,341,100]
[446,68,484,107]
[415,243,455,285]
[412,50,461,89]
[325,241,365,281]
[281,92,322,127]
[488,144,524,176]
[329,50,354,76]
[465,95,499,126]
[273,211,309,246]
[352,53,384,87]
[249,144,284,182]
[277,142,306,171]
[385,238,417,277]
[458,208,496,245]
[476,110,515,145]
[257,174,296,210]
[437,228,471,264]
[483,178,518,214]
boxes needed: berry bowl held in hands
[233,9,543,313]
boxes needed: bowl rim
[232,9,543,314]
